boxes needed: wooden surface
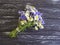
[0,0,60,45]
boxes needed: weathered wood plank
[0,0,60,45]
[0,4,25,9]
[0,19,18,25]
[0,0,60,4]
[0,9,60,19]
[0,19,18,31]
[0,24,17,32]
[39,8,60,19]
[0,16,19,19]
[1,31,60,45]
[0,19,60,32]
[1,33,60,45]
[0,0,37,3]
[0,3,60,9]
[0,9,18,16]
[0,0,60,9]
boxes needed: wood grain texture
[0,0,60,45]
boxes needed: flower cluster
[9,4,45,38]
[19,5,44,30]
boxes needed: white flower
[29,6,38,13]
[16,27,20,32]
[25,10,30,20]
[20,20,26,25]
[34,15,39,20]
[37,21,44,29]
[35,26,38,30]
[29,16,33,21]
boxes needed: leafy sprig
[9,21,34,38]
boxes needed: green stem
[9,21,34,38]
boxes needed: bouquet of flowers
[9,4,45,38]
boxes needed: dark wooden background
[0,0,60,45]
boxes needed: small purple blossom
[18,5,45,24]
[18,11,25,14]
[32,11,45,24]
[20,15,27,20]
[18,11,27,20]
[38,15,45,24]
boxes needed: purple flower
[35,12,43,16]
[41,19,45,24]
[18,8,45,24]
[18,11,25,15]
[30,11,45,24]
[37,12,45,24]
[18,11,27,20]
[30,12,34,18]
[39,15,45,24]
[20,15,27,20]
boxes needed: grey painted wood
[0,0,60,45]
